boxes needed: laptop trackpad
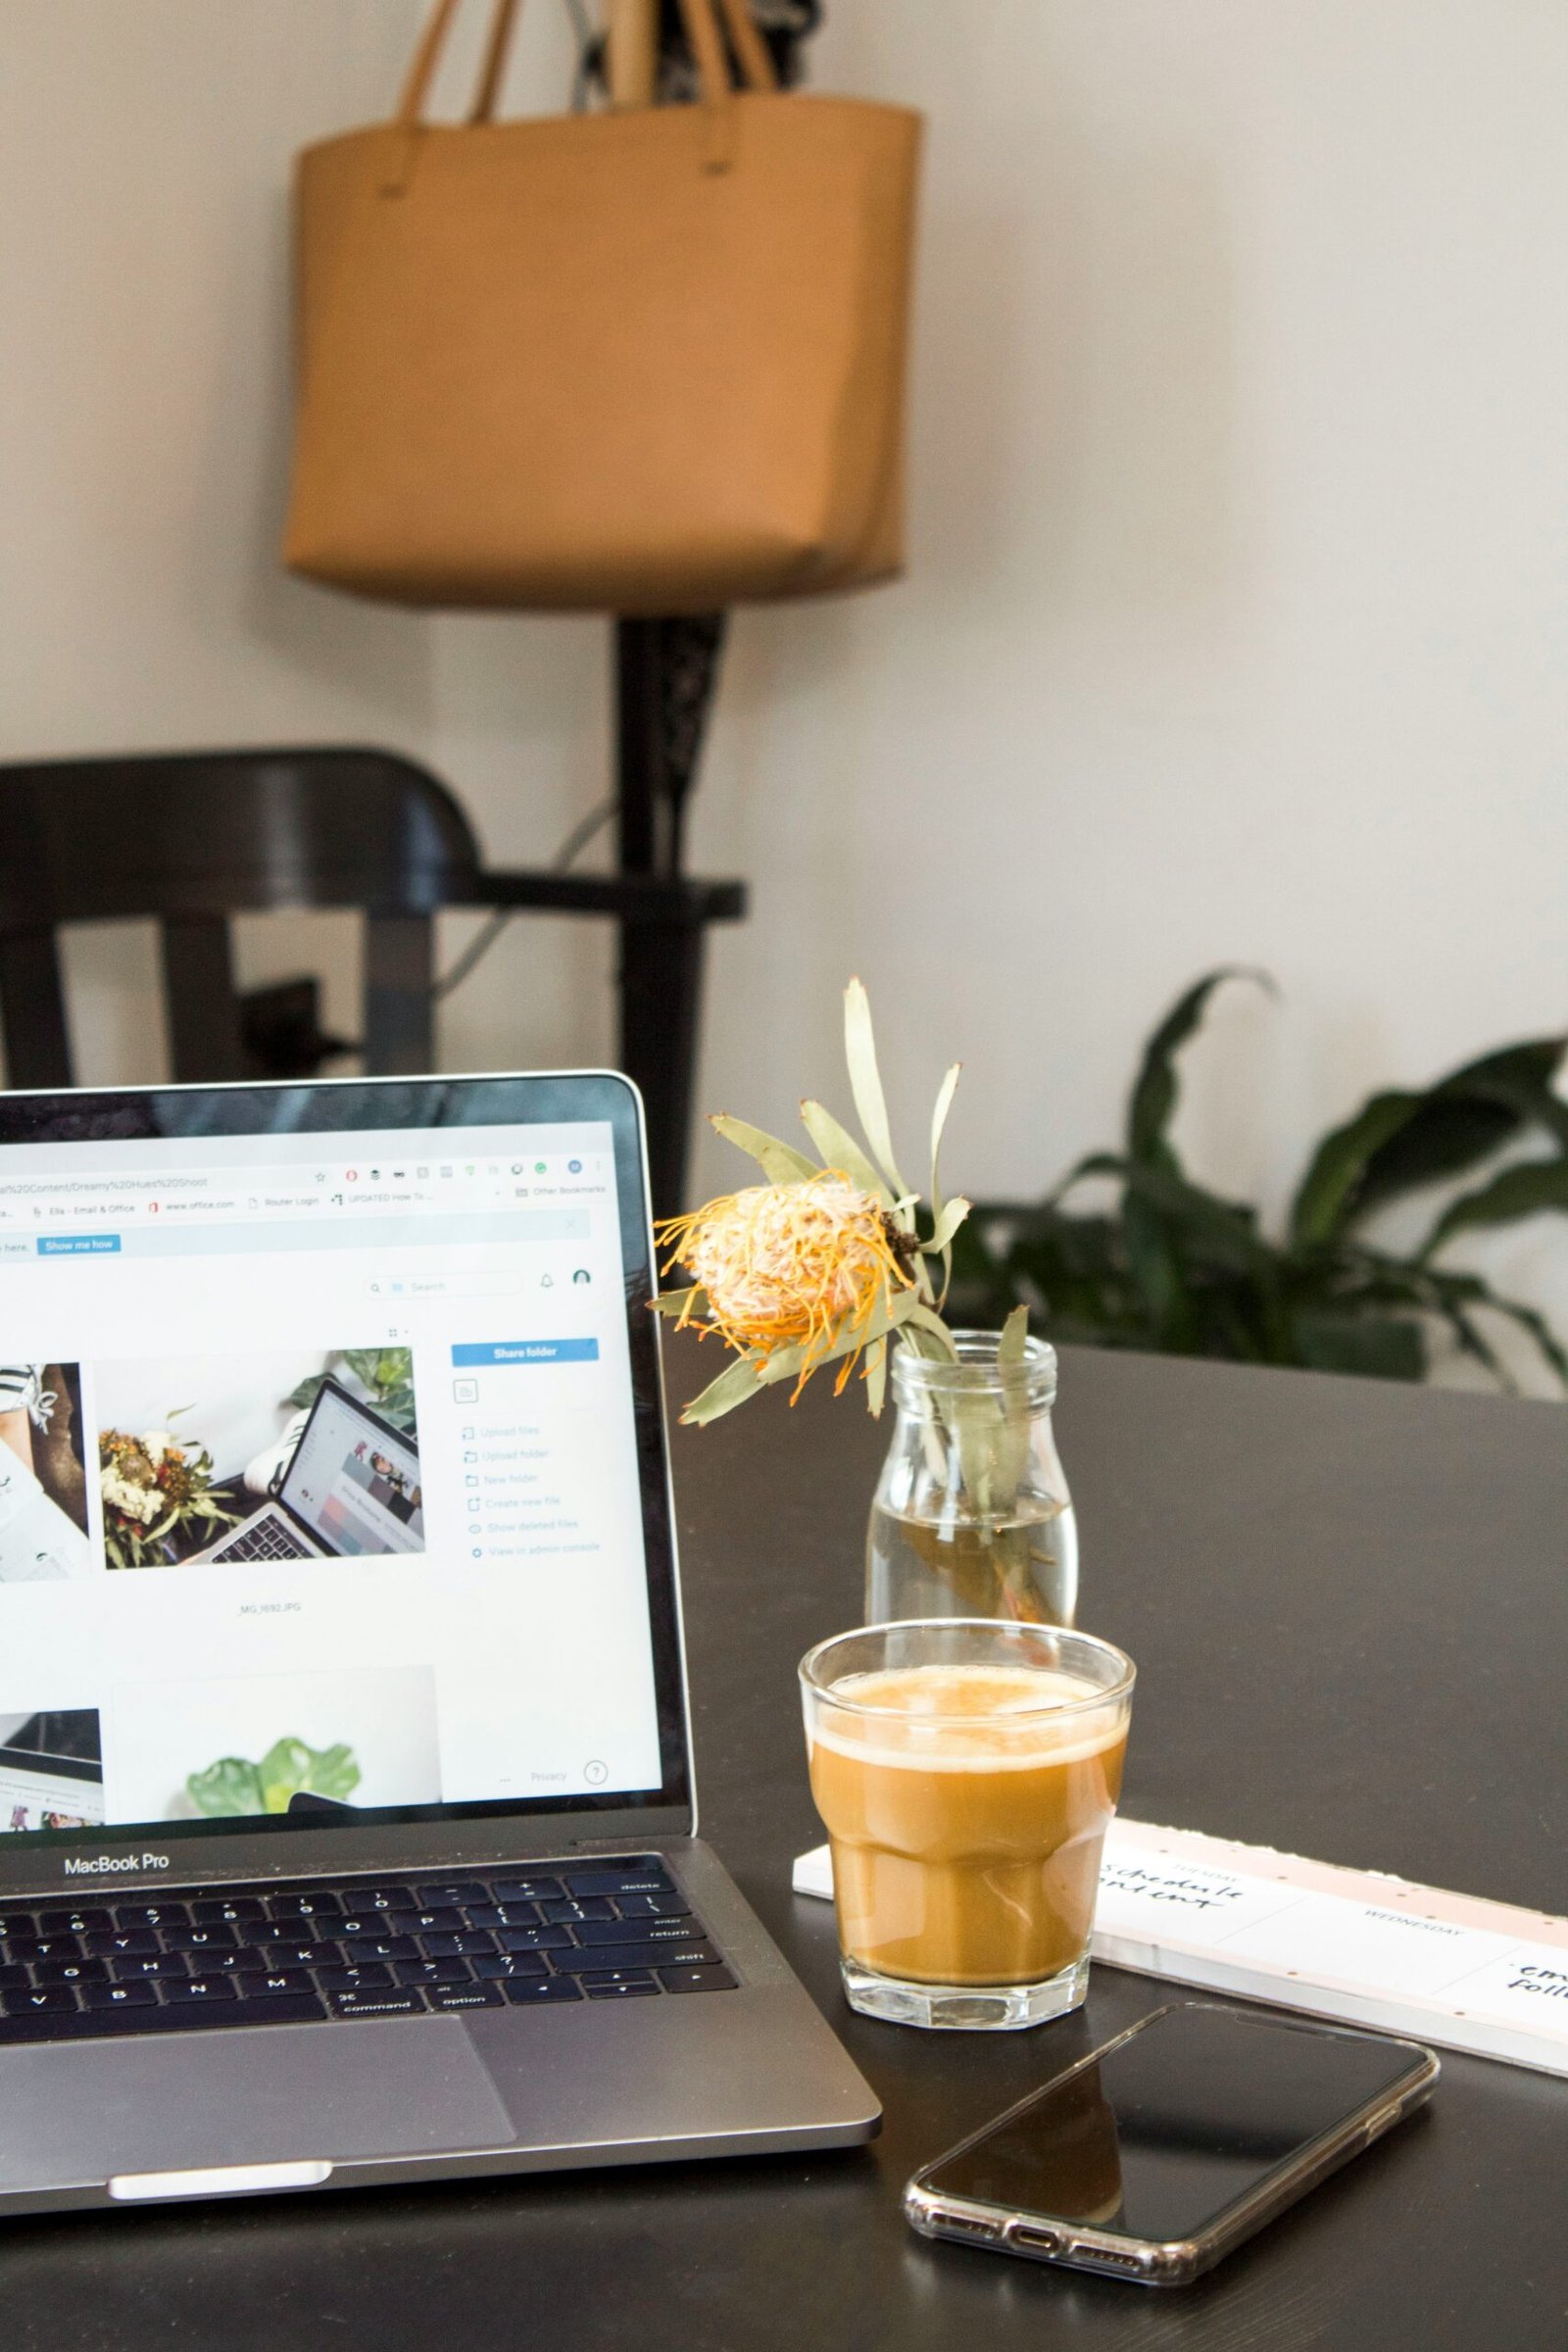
[0,2020,514,2194]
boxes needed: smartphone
[904,2001,1439,2286]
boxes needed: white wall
[3,2,1566,1378]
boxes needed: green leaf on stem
[921,1197,972,1255]
[757,1288,925,1387]
[844,977,908,1197]
[1128,968,1266,1170]
[929,1062,961,1217]
[902,1298,960,1355]
[1289,1036,1568,1247]
[1475,1290,1568,1387]
[709,1114,818,1183]
[799,1100,896,1208]
[680,1352,769,1425]
[1288,1091,1424,1249]
[1420,1155,1568,1256]
[651,1285,704,1318]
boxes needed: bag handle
[397,0,775,131]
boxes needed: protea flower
[660,1173,916,1397]
[656,980,979,1423]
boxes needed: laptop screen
[276,1381,425,1556]
[0,1074,689,1858]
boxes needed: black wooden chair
[0,745,745,1210]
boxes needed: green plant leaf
[1122,1166,1264,1275]
[998,1301,1030,1363]
[650,1285,705,1318]
[1467,1290,1568,1388]
[344,1347,413,1397]
[1069,1152,1265,1277]
[1420,1156,1568,1256]
[1463,1062,1568,1153]
[864,1337,888,1418]
[680,1352,769,1426]
[843,977,908,1197]
[920,1198,972,1255]
[927,1062,963,1301]
[255,1737,360,1814]
[1127,968,1265,1170]
[756,1288,926,1387]
[896,1317,953,1359]
[929,1062,961,1217]
[1290,1036,1568,1246]
[1122,1190,1195,1346]
[1436,1298,1514,1391]
[709,1114,818,1183]
[859,973,1567,1398]
[1288,1091,1424,1249]
[186,1756,265,1818]
[1050,1149,1126,1203]
[799,1100,895,1207]
[902,1298,959,1354]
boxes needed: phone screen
[922,2005,1426,2242]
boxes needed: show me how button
[36,1233,122,1255]
[450,1340,600,1367]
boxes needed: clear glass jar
[864,1332,1078,1627]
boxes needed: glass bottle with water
[865,1332,1078,1627]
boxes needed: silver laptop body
[0,1070,877,2216]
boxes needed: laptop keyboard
[0,1858,735,2043]
[209,1515,312,1563]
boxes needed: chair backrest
[0,747,485,1088]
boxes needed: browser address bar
[1,1171,220,1197]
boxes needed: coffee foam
[809,1663,1125,1772]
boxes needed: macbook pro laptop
[190,1377,425,1564]
[0,1071,878,2216]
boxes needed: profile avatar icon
[572,1268,591,1285]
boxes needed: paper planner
[791,1818,1568,2078]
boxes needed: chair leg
[364,914,435,1075]
[0,931,74,1089]
[160,917,246,1082]
[618,917,708,1217]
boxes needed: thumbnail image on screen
[0,1709,104,1832]
[95,1347,422,1568]
[0,1361,93,1585]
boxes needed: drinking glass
[800,1618,1135,2030]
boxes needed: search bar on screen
[367,1273,525,1299]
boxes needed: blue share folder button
[37,1233,122,1256]
[451,1339,600,1367]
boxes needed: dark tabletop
[9,1346,1568,2349]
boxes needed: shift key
[551,1939,718,1975]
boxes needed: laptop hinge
[568,1832,694,1854]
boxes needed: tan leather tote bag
[283,0,922,612]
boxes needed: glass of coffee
[800,1618,1134,2030]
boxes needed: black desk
[9,1348,1567,2349]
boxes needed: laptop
[0,1071,879,2216]
[191,1377,425,1564]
